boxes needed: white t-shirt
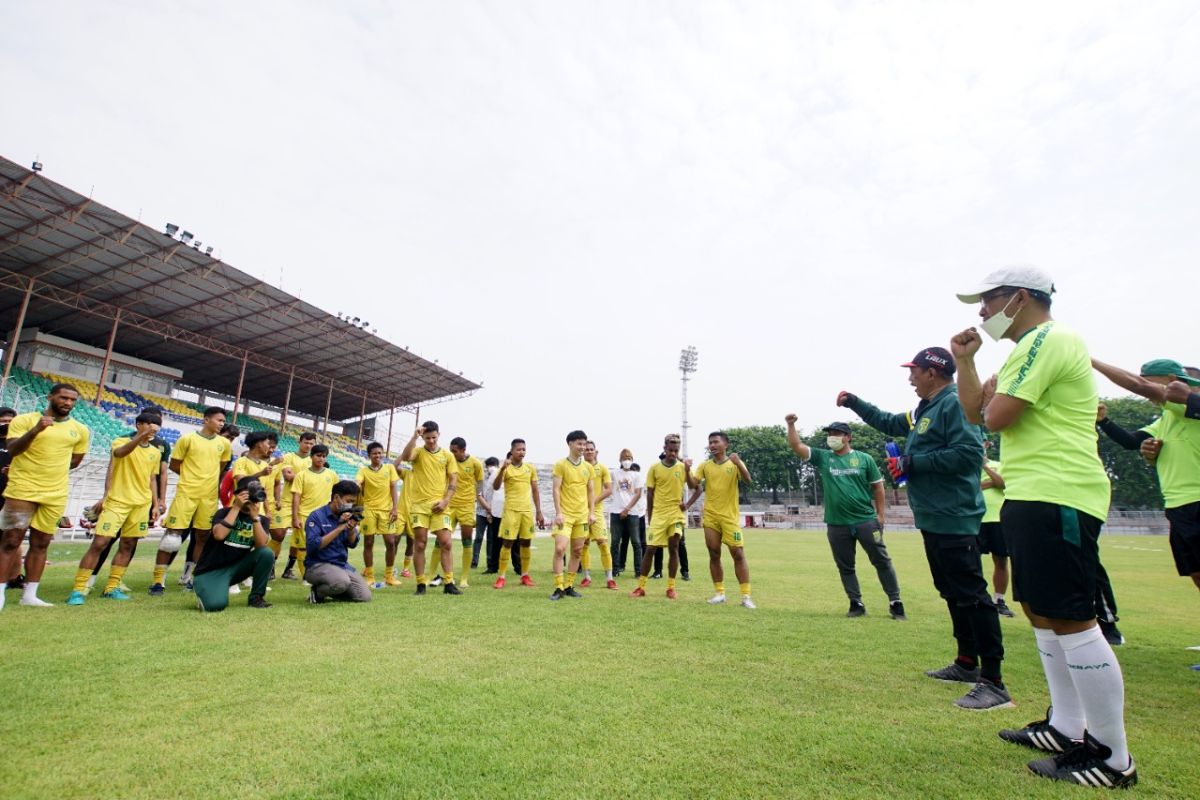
[611,468,644,517]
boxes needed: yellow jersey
[553,457,594,518]
[279,451,312,497]
[590,462,612,514]
[409,446,457,503]
[451,455,485,511]
[397,464,412,516]
[356,463,399,512]
[292,467,338,520]
[646,460,688,516]
[108,437,161,507]
[172,431,231,498]
[695,458,741,522]
[232,456,276,512]
[502,462,537,512]
[3,412,90,504]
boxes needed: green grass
[2,530,1198,799]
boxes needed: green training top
[981,459,1003,524]
[807,447,881,526]
[1142,401,1200,508]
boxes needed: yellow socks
[565,571,577,588]
[638,574,648,590]
[417,574,427,586]
[153,565,167,586]
[581,547,591,571]
[363,566,375,583]
[267,539,281,557]
[296,552,306,579]
[73,568,90,592]
[104,566,127,593]
[714,581,726,594]
[499,544,512,578]
[554,573,565,590]
[740,582,752,597]
[520,546,531,576]
[444,570,455,585]
[403,556,413,573]
[599,542,613,570]
[461,545,471,582]
[667,577,676,590]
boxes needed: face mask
[826,436,845,450]
[0,424,7,437]
[980,294,1020,342]
[620,459,632,470]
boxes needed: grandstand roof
[0,155,479,420]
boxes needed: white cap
[956,264,1056,303]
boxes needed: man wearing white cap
[951,266,1136,789]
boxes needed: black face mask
[0,424,8,438]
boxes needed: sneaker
[925,662,981,683]
[995,598,1015,617]
[999,710,1078,753]
[580,577,592,588]
[101,589,131,601]
[429,575,444,587]
[650,572,663,579]
[372,581,385,590]
[177,573,190,586]
[1099,619,1125,646]
[564,587,582,598]
[847,601,866,618]
[229,584,241,595]
[385,576,402,587]
[708,593,728,605]
[741,596,757,609]
[954,680,1014,711]
[280,568,297,580]
[19,596,53,607]
[681,571,690,581]
[6,575,27,590]
[444,582,462,595]
[493,576,507,589]
[889,600,907,621]
[549,588,564,601]
[630,587,646,598]
[520,575,535,587]
[400,568,412,578]
[415,583,427,596]
[248,595,272,608]
[606,579,618,590]
[183,579,194,593]
[470,560,479,569]
[117,582,132,593]
[308,589,322,604]
[66,590,86,606]
[1027,733,1137,788]
[666,588,678,600]
[148,583,165,597]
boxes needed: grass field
[3,529,1198,799]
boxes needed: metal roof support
[280,366,294,434]
[0,277,33,395]
[386,400,396,459]
[231,352,248,424]
[94,311,122,406]
[356,392,367,451]
[321,381,333,442]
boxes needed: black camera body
[246,480,267,503]
[347,504,365,522]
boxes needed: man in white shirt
[609,449,644,578]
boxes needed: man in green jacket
[839,346,1011,711]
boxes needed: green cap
[1140,358,1200,387]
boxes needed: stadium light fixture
[204,245,214,256]
[165,223,179,236]
[193,240,202,249]
[679,345,699,458]
[31,161,43,172]
[180,231,193,244]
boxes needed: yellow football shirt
[232,456,276,511]
[409,446,457,503]
[695,458,740,521]
[280,451,312,497]
[502,462,537,512]
[107,437,161,507]
[292,467,338,520]
[590,462,612,514]
[172,431,231,498]
[356,463,399,512]
[646,460,688,516]
[553,458,594,518]
[3,412,90,504]
[451,455,485,511]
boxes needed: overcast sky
[3,1,1198,464]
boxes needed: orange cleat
[493,576,506,589]
[606,579,618,590]
[520,574,535,587]
[666,588,678,599]
[400,569,412,578]
[630,587,646,597]
[580,577,592,588]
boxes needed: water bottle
[885,440,907,486]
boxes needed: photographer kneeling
[193,476,274,611]
[305,480,372,604]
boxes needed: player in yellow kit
[148,407,231,596]
[448,436,485,588]
[549,430,595,601]
[686,431,754,608]
[396,461,415,577]
[631,433,698,600]
[398,421,460,595]
[0,383,90,610]
[356,442,400,589]
[580,440,616,589]
[492,438,545,589]
[275,431,316,579]
[291,444,338,580]
[66,411,164,605]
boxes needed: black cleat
[925,662,981,683]
[280,568,297,580]
[564,587,582,598]
[415,583,427,596]
[148,583,165,597]
[681,571,690,581]
[1099,619,1125,646]
[847,601,866,618]
[999,708,1079,753]
[650,572,663,579]
[995,598,1015,617]
[549,588,564,601]
[889,601,907,620]
[1027,733,1137,788]
[248,595,272,609]
[443,582,462,595]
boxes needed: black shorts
[1166,501,1200,576]
[1001,500,1103,621]
[977,521,1007,557]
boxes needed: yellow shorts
[449,506,477,532]
[0,496,66,534]
[96,499,152,539]
[703,516,745,547]
[588,512,608,541]
[499,509,535,541]
[361,509,397,536]
[410,500,451,533]
[647,515,685,547]
[165,491,218,531]
[289,526,307,551]
[270,509,289,530]
[552,515,589,540]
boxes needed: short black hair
[140,405,164,414]
[331,480,360,499]
[245,431,274,449]
[631,463,641,471]
[450,436,466,449]
[50,382,78,396]
[484,456,499,467]
[708,431,729,443]
[220,424,240,437]
[0,406,15,417]
[311,444,329,457]
[421,420,439,433]
[367,441,383,454]
[204,406,227,419]
[235,475,262,493]
[299,432,317,442]
[566,430,587,443]
[511,438,525,447]
[135,410,163,426]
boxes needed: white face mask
[826,436,845,451]
[620,459,632,470]
[980,293,1020,342]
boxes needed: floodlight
[165,223,179,236]
[204,246,213,255]
[180,231,193,244]
[31,161,43,172]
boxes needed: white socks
[605,570,613,580]
[20,581,52,606]
[86,574,98,589]
[1059,626,1130,770]
[1035,628,1086,739]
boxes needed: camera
[244,480,267,503]
[347,504,364,522]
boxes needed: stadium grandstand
[0,154,479,529]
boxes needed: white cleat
[707,593,727,604]
[229,584,241,594]
[20,596,54,607]
[741,596,757,609]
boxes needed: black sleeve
[1188,394,1200,421]
[1097,418,1150,450]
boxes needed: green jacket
[847,384,985,535]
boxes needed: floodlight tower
[679,346,698,458]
